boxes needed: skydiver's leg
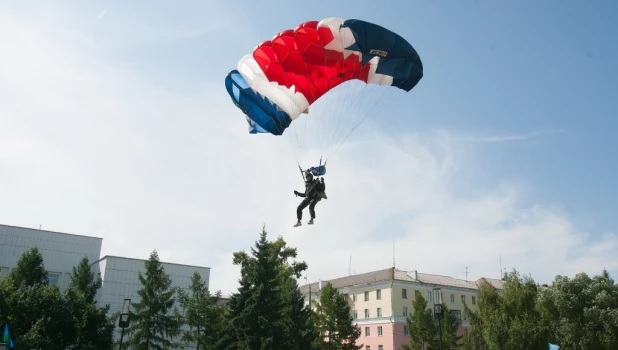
[295,198,310,227]
[308,199,318,224]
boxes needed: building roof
[299,267,505,294]
[91,255,211,270]
[0,223,103,240]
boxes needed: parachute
[225,17,423,173]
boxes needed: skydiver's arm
[294,190,307,197]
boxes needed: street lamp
[432,288,443,350]
[118,298,132,350]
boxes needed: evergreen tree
[429,302,460,350]
[218,226,314,350]
[127,250,181,349]
[279,269,317,350]
[66,256,115,350]
[402,293,435,350]
[312,282,362,350]
[69,256,101,304]
[175,271,227,350]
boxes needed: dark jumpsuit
[296,179,325,220]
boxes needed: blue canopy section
[341,19,424,92]
[308,166,326,176]
[224,70,292,135]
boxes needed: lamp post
[118,298,132,350]
[432,288,443,350]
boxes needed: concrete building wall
[0,224,102,289]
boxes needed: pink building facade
[301,267,504,350]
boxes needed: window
[378,326,383,336]
[402,288,407,299]
[365,327,370,336]
[404,325,409,335]
[427,290,433,301]
[451,309,462,323]
[376,289,381,300]
[472,295,476,305]
[365,309,369,318]
[462,295,466,304]
[365,291,369,301]
[450,293,455,304]
[353,293,357,302]
[354,310,358,319]
[366,346,371,350]
[379,346,383,350]
[48,272,61,286]
[403,306,408,316]
[377,308,382,317]
[415,290,420,297]
[0,266,9,280]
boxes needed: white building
[91,255,210,319]
[0,223,211,348]
[0,224,102,288]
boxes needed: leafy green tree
[461,302,487,350]
[402,293,435,350]
[0,248,75,349]
[8,247,48,287]
[175,271,227,350]
[217,226,315,350]
[312,282,362,350]
[463,270,547,350]
[127,250,181,349]
[537,269,618,349]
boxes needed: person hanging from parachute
[224,17,424,225]
[293,170,327,227]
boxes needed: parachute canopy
[225,17,423,136]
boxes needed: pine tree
[127,250,181,349]
[313,282,362,350]
[218,226,314,350]
[69,256,101,304]
[402,293,435,350]
[279,268,317,350]
[429,302,460,350]
[175,271,227,350]
[66,256,115,350]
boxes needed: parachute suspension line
[324,80,408,163]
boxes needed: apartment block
[300,267,504,350]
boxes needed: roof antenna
[393,241,396,269]
[465,267,469,281]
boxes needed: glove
[294,190,299,196]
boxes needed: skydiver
[293,173,326,227]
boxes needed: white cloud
[0,5,615,300]
[464,128,563,143]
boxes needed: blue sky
[1,1,616,294]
